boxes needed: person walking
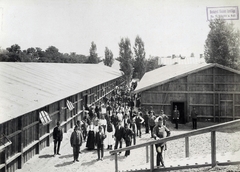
[96,126,106,160]
[130,119,137,145]
[155,110,169,127]
[111,111,119,129]
[70,126,83,162]
[53,121,63,156]
[148,112,156,138]
[153,116,171,167]
[86,121,96,150]
[123,123,134,157]
[173,105,180,129]
[143,110,150,134]
[114,121,124,155]
[134,112,144,138]
[106,119,115,150]
[75,120,84,153]
[81,118,88,142]
[191,107,198,129]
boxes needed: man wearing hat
[114,121,124,155]
[70,125,83,162]
[173,105,180,129]
[123,123,134,157]
[53,121,63,156]
[153,116,171,167]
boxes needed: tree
[204,18,240,70]
[104,47,114,67]
[25,47,40,61]
[6,44,21,62]
[0,47,9,61]
[133,35,146,80]
[146,56,160,72]
[7,44,21,54]
[118,38,133,85]
[87,42,99,63]
[103,47,114,67]
[44,46,66,62]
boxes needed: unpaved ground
[16,122,240,172]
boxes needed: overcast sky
[0,0,240,58]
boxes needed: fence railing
[110,119,240,172]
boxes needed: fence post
[146,145,149,163]
[185,137,189,157]
[150,145,154,172]
[115,153,118,172]
[211,131,216,167]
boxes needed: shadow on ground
[55,160,74,167]
[39,154,55,158]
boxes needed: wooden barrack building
[134,63,240,124]
[0,62,123,172]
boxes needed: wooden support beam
[211,131,216,167]
[47,124,50,146]
[146,146,149,163]
[185,137,189,158]
[36,121,40,154]
[187,75,189,123]
[115,153,118,172]
[233,93,235,120]
[18,116,23,169]
[150,145,154,172]
[218,93,220,122]
[213,67,216,122]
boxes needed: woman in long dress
[86,121,96,150]
[106,119,115,150]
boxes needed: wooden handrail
[110,119,240,172]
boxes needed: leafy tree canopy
[87,41,100,64]
[0,45,88,63]
[133,35,146,80]
[118,38,133,84]
[104,47,114,67]
[204,18,240,70]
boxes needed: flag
[66,100,74,111]
[39,111,51,125]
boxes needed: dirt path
[16,122,240,172]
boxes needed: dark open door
[171,101,186,124]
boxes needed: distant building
[134,63,240,123]
[158,54,205,65]
[98,59,121,71]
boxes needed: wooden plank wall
[141,66,240,122]
[0,77,122,172]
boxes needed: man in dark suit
[114,121,124,155]
[123,123,134,157]
[96,126,106,160]
[53,121,63,156]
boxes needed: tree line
[0,18,239,84]
[0,35,160,82]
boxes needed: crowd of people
[52,85,198,167]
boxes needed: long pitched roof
[0,63,122,123]
[134,63,240,93]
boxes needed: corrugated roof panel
[0,63,122,123]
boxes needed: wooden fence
[110,119,240,172]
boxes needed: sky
[0,0,240,59]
